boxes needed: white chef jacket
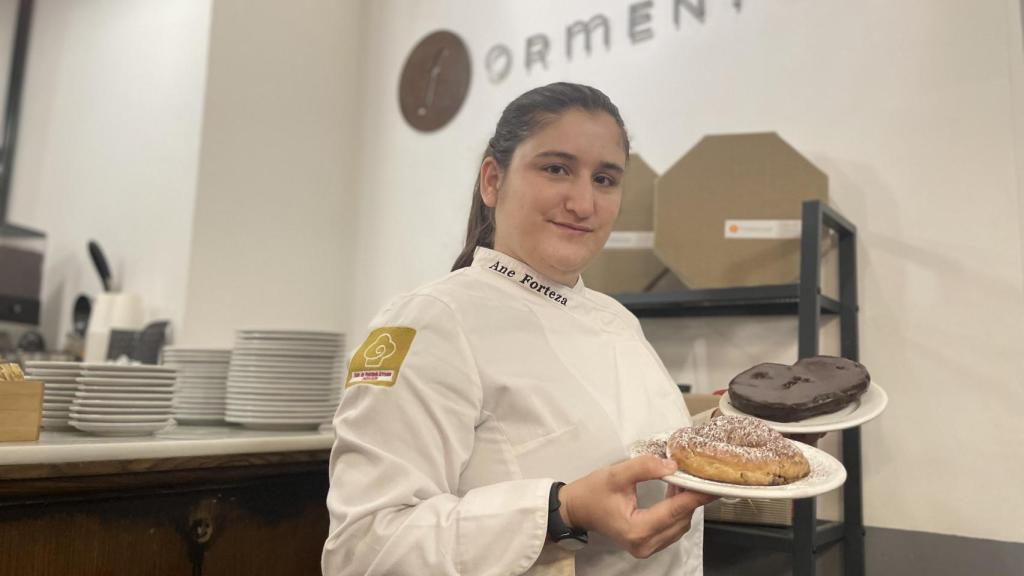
[322,247,702,576]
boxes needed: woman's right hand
[558,455,718,559]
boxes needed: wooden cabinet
[0,450,330,576]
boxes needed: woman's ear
[479,157,501,208]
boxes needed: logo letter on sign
[346,327,417,388]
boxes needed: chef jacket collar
[472,247,635,335]
[471,247,587,310]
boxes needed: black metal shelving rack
[615,200,863,576]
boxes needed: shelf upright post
[834,205,865,576]
[793,200,824,576]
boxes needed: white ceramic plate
[175,404,226,412]
[225,417,324,430]
[164,346,231,352]
[25,361,81,369]
[175,416,224,425]
[79,386,177,396]
[174,401,224,409]
[44,391,76,398]
[630,433,847,500]
[227,380,338,391]
[177,381,226,388]
[231,351,341,361]
[70,413,172,423]
[234,340,342,350]
[79,372,177,381]
[25,369,80,377]
[175,397,225,405]
[237,329,343,340]
[70,405,171,414]
[42,416,74,426]
[81,363,176,373]
[79,377,176,387]
[718,382,888,434]
[70,419,175,436]
[229,359,342,370]
[227,391,339,400]
[226,386,338,398]
[175,371,229,379]
[72,398,173,408]
[75,391,174,401]
[226,403,335,414]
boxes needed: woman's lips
[551,221,592,234]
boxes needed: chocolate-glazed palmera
[728,356,870,422]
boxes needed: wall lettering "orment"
[483,0,745,83]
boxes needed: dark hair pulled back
[451,82,629,271]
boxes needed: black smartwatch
[546,482,588,551]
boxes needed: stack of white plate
[226,330,345,430]
[161,347,231,424]
[69,363,177,436]
[23,361,83,430]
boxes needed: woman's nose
[564,178,595,219]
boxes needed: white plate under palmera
[630,432,846,500]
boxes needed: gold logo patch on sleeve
[346,327,417,388]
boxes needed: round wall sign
[398,30,471,132]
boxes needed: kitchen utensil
[88,240,112,292]
[72,294,91,336]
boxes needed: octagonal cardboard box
[655,133,829,289]
[583,154,685,295]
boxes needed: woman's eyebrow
[534,150,624,174]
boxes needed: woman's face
[480,109,626,286]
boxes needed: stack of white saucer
[23,361,83,430]
[161,347,231,424]
[226,330,345,430]
[70,363,177,436]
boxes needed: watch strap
[546,482,588,550]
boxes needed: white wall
[179,0,362,347]
[348,0,1024,543]
[7,0,211,346]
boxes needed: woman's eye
[594,174,618,187]
[543,165,568,176]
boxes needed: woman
[323,83,715,575]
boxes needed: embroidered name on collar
[488,259,570,306]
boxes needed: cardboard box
[654,133,831,289]
[0,380,43,442]
[704,497,793,526]
[583,154,686,295]
[682,393,720,417]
